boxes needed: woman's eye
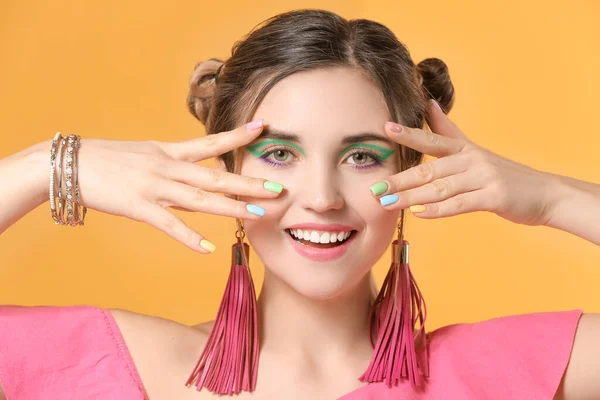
[257,147,382,169]
[346,152,375,165]
[272,149,291,162]
[348,153,371,165]
[261,148,294,164]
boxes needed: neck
[256,268,378,361]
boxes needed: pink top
[0,305,583,399]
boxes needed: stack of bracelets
[49,132,87,226]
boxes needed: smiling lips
[288,229,352,244]
[284,223,358,262]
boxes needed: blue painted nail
[246,204,265,216]
[380,194,399,207]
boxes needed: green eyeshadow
[339,143,394,160]
[247,140,394,161]
[247,139,305,156]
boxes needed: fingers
[426,99,468,140]
[385,121,465,158]
[155,180,267,220]
[156,160,283,198]
[407,189,490,219]
[377,168,485,211]
[160,119,265,163]
[371,154,470,198]
[139,202,216,254]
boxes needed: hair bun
[187,58,224,125]
[417,58,455,113]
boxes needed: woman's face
[238,67,401,300]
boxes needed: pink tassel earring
[185,219,259,394]
[359,210,429,388]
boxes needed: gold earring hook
[235,218,246,239]
[397,209,406,241]
[397,210,409,263]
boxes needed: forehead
[252,67,391,143]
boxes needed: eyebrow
[257,127,396,147]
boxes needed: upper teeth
[288,229,352,244]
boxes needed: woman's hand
[370,100,557,227]
[74,120,283,253]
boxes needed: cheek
[341,159,400,212]
[338,165,400,247]
[237,154,289,214]
[236,154,288,241]
[342,175,400,233]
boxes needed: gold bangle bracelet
[49,132,63,224]
[66,134,85,226]
[65,134,77,225]
[50,131,87,226]
[57,135,68,225]
[73,135,87,225]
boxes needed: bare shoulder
[108,308,217,399]
[110,308,214,332]
[554,313,600,400]
[108,307,213,363]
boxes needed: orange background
[1,0,598,330]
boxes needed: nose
[297,161,345,213]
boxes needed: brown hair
[187,8,454,225]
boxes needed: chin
[256,250,369,301]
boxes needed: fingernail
[369,181,388,196]
[410,204,427,213]
[246,204,265,216]
[199,239,216,253]
[431,99,441,110]
[245,119,264,131]
[264,181,284,194]
[380,194,399,206]
[386,122,402,133]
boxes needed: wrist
[22,139,54,206]
[541,172,567,228]
[542,171,597,230]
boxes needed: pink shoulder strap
[0,305,147,400]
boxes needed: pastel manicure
[200,239,216,253]
[380,194,399,206]
[264,181,284,194]
[386,122,402,133]
[246,204,266,216]
[410,204,427,213]
[369,182,388,196]
[246,119,264,131]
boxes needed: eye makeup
[247,139,305,156]
[338,143,394,161]
[247,140,394,170]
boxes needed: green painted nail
[369,182,388,196]
[264,181,284,194]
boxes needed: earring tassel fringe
[185,239,259,394]
[359,239,429,388]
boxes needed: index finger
[160,119,265,163]
[158,161,285,198]
[385,122,465,158]
[426,99,468,141]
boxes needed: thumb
[426,99,467,140]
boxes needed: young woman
[1,9,599,400]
